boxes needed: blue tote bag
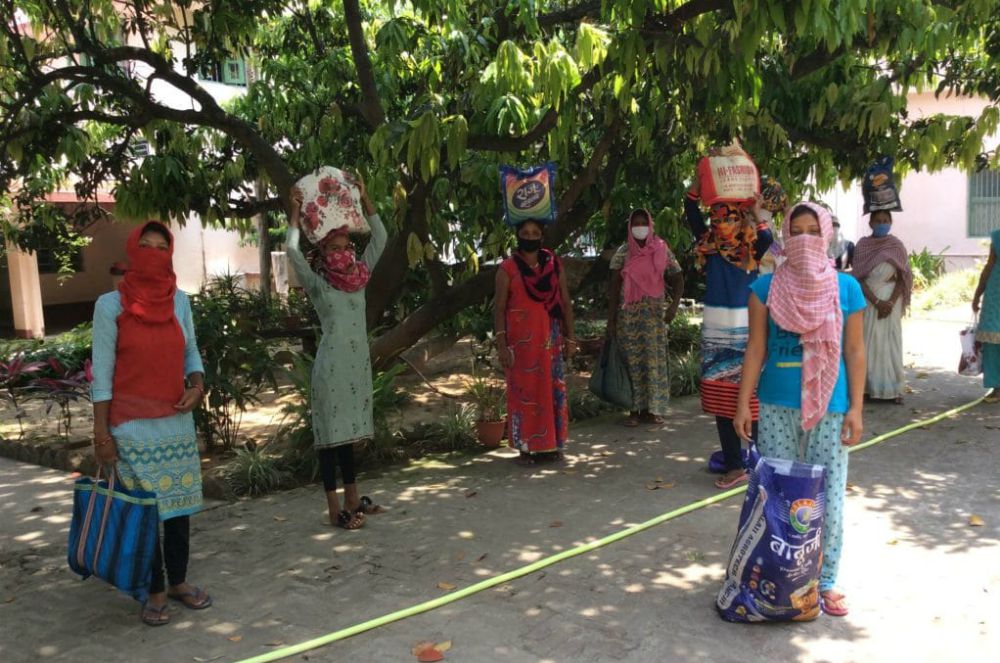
[67,467,159,602]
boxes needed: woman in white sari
[852,211,913,403]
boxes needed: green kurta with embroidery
[285,215,386,448]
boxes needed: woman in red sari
[494,219,576,466]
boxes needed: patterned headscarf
[694,203,760,271]
[766,202,842,431]
[622,209,669,306]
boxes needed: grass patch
[912,268,979,312]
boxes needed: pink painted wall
[825,92,998,270]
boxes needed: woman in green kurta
[287,174,386,529]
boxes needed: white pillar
[5,243,45,338]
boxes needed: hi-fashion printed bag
[588,336,633,410]
[697,143,760,206]
[862,155,903,214]
[959,315,983,376]
[295,166,370,244]
[67,467,160,602]
[717,457,826,623]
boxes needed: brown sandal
[140,601,171,626]
[336,509,366,529]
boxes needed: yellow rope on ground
[234,395,986,663]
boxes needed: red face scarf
[110,222,186,427]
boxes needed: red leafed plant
[0,353,47,438]
[28,358,93,441]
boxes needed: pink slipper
[820,591,849,617]
[714,471,749,490]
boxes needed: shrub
[909,247,947,290]
[913,267,980,312]
[221,443,290,497]
[430,403,477,450]
[191,274,280,450]
[569,388,617,421]
[669,349,701,397]
[668,311,700,356]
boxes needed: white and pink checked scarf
[767,202,842,430]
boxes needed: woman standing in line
[685,182,774,489]
[607,208,685,425]
[494,219,576,466]
[91,222,211,626]
[972,227,1000,402]
[734,202,866,617]
[852,210,913,403]
[287,173,386,529]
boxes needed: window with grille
[968,168,1000,237]
[200,58,248,86]
[36,247,84,275]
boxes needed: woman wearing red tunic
[494,219,576,465]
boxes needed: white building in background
[2,24,263,339]
[823,92,999,271]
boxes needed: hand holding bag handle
[75,464,118,572]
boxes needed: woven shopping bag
[588,336,634,410]
[67,467,159,602]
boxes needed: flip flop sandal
[820,592,849,617]
[714,471,749,490]
[513,454,536,467]
[167,586,213,610]
[140,601,171,626]
[356,496,385,515]
[337,509,366,530]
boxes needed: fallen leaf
[904,386,915,393]
[453,551,466,562]
[273,515,287,522]
[476,553,488,562]
[969,515,985,527]
[887,539,898,546]
[549,521,563,528]
[411,641,436,656]
[416,646,445,663]
[30,506,43,513]
[265,641,284,647]
[228,635,243,642]
[598,450,614,456]
[915,372,928,379]
[434,641,453,653]
[436,581,457,591]
[561,469,578,475]
[3,596,14,604]
[193,657,223,663]
[464,490,477,498]
[645,482,659,491]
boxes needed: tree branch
[538,0,601,28]
[343,0,386,128]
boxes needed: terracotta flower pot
[475,420,506,449]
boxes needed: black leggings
[716,416,757,473]
[318,444,357,492]
[150,515,189,594]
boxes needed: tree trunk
[256,179,272,304]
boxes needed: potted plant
[465,374,507,449]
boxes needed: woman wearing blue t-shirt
[733,202,866,618]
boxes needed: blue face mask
[872,223,891,238]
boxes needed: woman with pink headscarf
[607,209,685,425]
[733,202,866,617]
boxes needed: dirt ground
[0,306,997,663]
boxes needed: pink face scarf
[621,209,669,306]
[321,248,370,292]
[766,202,842,430]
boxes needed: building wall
[824,92,998,271]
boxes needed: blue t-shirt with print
[750,272,866,413]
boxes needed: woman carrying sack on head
[287,173,387,530]
[607,209,685,425]
[91,222,210,626]
[495,219,576,466]
[852,210,913,403]
[972,227,1000,402]
[733,202,867,617]
[685,180,774,489]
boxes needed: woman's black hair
[140,221,171,245]
[789,205,818,222]
[514,219,544,234]
[629,208,652,224]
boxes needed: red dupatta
[109,222,186,427]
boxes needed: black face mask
[517,237,542,253]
